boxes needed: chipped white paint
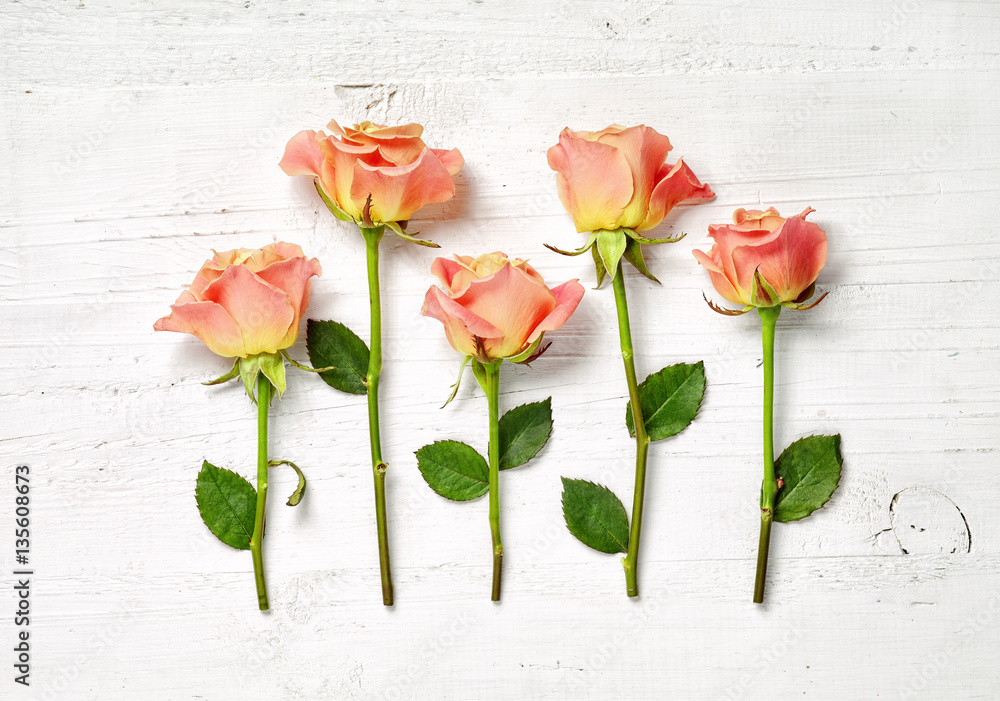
[2,0,999,699]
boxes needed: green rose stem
[612,261,650,598]
[480,360,504,601]
[361,224,394,607]
[249,376,272,611]
[754,305,781,604]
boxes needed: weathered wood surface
[1,0,998,698]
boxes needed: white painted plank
[1,0,999,699]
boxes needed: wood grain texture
[2,0,999,698]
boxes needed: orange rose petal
[693,248,744,305]
[422,284,501,356]
[371,136,426,166]
[421,287,478,357]
[350,148,456,223]
[343,124,428,165]
[186,258,228,301]
[265,242,306,259]
[325,119,348,138]
[511,258,545,284]
[733,207,784,231]
[255,255,323,331]
[154,300,246,358]
[201,265,296,356]
[639,158,715,231]
[706,221,781,297]
[278,130,325,178]
[454,264,556,358]
[319,137,383,217]
[526,278,585,344]
[597,125,673,228]
[431,147,465,176]
[347,121,424,139]
[743,213,828,301]
[430,256,467,290]
[547,128,634,233]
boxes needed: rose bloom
[693,207,827,307]
[154,243,322,357]
[279,120,464,224]
[547,124,714,233]
[422,253,585,363]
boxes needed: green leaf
[626,361,706,441]
[560,478,629,554]
[306,319,370,395]
[416,440,489,501]
[496,398,552,470]
[195,461,257,550]
[773,435,843,522]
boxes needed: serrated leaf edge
[774,434,843,523]
[195,462,256,549]
[560,477,629,554]
[306,318,370,394]
[497,398,553,470]
[627,360,707,439]
[415,440,489,501]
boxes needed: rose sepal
[751,268,780,308]
[622,237,660,284]
[384,220,441,248]
[624,228,687,245]
[442,355,474,408]
[703,292,753,316]
[544,230,599,258]
[204,358,240,386]
[237,353,286,403]
[780,283,829,311]
[596,228,628,283]
[782,293,828,311]
[314,181,355,222]
[505,335,545,364]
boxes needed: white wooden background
[2,0,998,698]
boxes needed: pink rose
[154,243,322,357]
[547,124,714,233]
[693,207,828,310]
[422,253,585,363]
[279,119,464,225]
